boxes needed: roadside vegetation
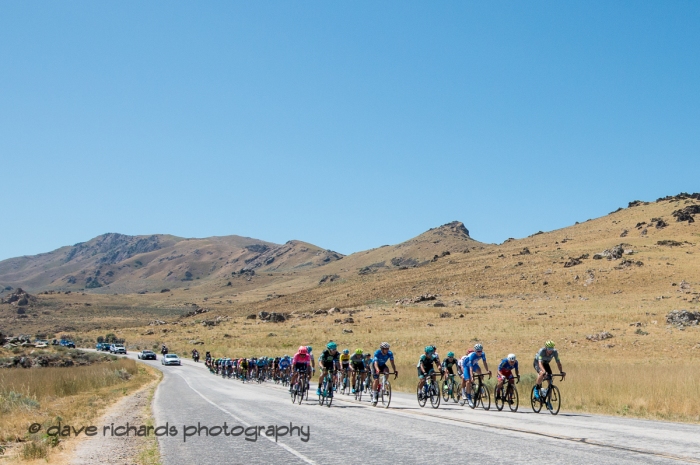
[0,357,157,461]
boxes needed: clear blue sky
[1,2,698,260]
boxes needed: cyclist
[307,346,315,373]
[462,343,491,407]
[441,351,462,394]
[339,349,351,387]
[256,357,267,380]
[316,342,340,396]
[291,346,311,392]
[417,346,440,397]
[372,342,398,403]
[279,355,291,381]
[534,341,566,408]
[239,357,248,380]
[349,349,365,393]
[496,354,520,402]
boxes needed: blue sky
[1,2,698,260]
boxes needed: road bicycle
[442,373,462,403]
[464,372,491,410]
[340,368,351,395]
[495,375,519,412]
[417,372,441,409]
[372,371,396,408]
[318,370,335,407]
[531,373,564,415]
[291,371,309,405]
[354,370,367,401]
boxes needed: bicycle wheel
[381,380,391,408]
[297,380,306,405]
[291,383,298,404]
[548,385,561,415]
[495,386,505,411]
[442,380,450,402]
[318,378,326,405]
[530,386,543,413]
[508,385,519,412]
[480,385,491,411]
[417,384,427,407]
[451,379,462,403]
[469,383,479,409]
[430,383,441,409]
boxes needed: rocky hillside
[0,233,343,294]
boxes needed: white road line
[175,372,318,465]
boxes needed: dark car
[60,340,76,348]
[138,350,157,360]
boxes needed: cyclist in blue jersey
[372,342,398,403]
[496,354,520,401]
[461,343,491,407]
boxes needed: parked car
[161,354,181,366]
[110,344,126,354]
[138,350,157,360]
[100,343,112,351]
[60,340,76,348]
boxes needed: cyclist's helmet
[355,349,363,355]
[380,342,390,349]
[327,342,337,350]
[342,349,349,355]
[545,340,555,349]
[307,346,313,352]
[268,357,274,361]
[507,353,516,361]
[474,343,483,351]
[447,351,455,358]
[425,345,434,353]
[298,346,307,354]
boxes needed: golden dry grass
[0,358,158,461]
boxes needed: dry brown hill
[0,233,343,294]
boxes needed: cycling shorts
[373,364,389,379]
[533,359,552,375]
[341,362,350,370]
[498,369,515,381]
[351,362,364,372]
[294,362,308,372]
[417,368,436,379]
[464,366,481,380]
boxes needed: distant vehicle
[60,340,76,348]
[161,354,181,366]
[138,350,157,360]
[110,344,126,354]
[35,341,48,348]
[95,342,110,351]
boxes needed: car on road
[138,350,157,360]
[161,354,181,366]
[110,344,127,354]
[60,340,76,348]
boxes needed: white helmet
[507,354,516,362]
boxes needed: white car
[110,344,127,354]
[161,354,181,366]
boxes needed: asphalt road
[121,353,700,464]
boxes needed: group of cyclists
[203,351,294,383]
[197,339,565,411]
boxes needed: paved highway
[125,353,700,464]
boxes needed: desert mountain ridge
[0,221,478,294]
